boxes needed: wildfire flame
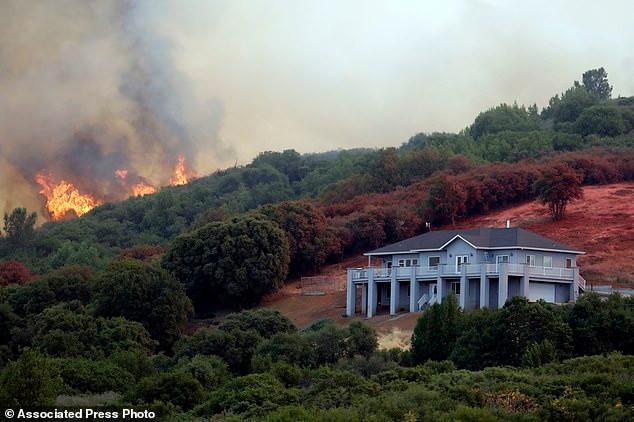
[35,174,103,220]
[35,154,196,221]
[132,182,158,197]
[169,154,197,186]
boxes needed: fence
[300,275,346,296]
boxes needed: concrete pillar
[480,266,488,308]
[436,276,443,304]
[361,284,367,314]
[367,269,376,318]
[409,272,419,312]
[520,265,530,299]
[390,271,398,315]
[498,264,508,309]
[571,268,579,302]
[346,270,355,316]
[459,265,467,309]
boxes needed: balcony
[348,263,576,282]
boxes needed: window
[456,255,469,272]
[526,255,536,267]
[565,258,573,268]
[496,255,510,264]
[398,258,418,267]
[428,256,440,269]
[451,281,461,295]
[543,256,553,268]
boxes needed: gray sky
[154,0,634,168]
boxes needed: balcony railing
[348,263,576,282]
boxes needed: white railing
[529,266,574,279]
[577,274,587,291]
[349,263,577,282]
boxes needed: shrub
[133,372,205,411]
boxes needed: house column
[480,266,488,308]
[390,270,399,315]
[459,265,467,309]
[346,270,355,316]
[436,275,444,304]
[498,263,508,309]
[409,271,419,312]
[367,269,376,318]
[520,265,530,299]
[361,284,367,314]
[571,267,579,302]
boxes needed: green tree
[411,294,462,363]
[163,215,290,310]
[534,164,583,220]
[543,85,596,123]
[219,309,296,338]
[175,355,229,390]
[93,259,192,350]
[2,208,37,245]
[346,321,378,358]
[133,372,205,411]
[0,349,60,407]
[575,105,625,137]
[582,67,612,100]
[470,103,539,139]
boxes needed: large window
[526,255,536,267]
[428,256,440,269]
[543,256,553,268]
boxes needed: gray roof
[366,228,584,255]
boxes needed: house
[345,226,586,318]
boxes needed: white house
[346,227,585,317]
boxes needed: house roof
[365,228,584,255]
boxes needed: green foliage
[3,207,37,245]
[93,259,192,350]
[567,293,634,356]
[39,264,93,303]
[575,105,626,137]
[411,294,462,363]
[133,372,206,411]
[582,67,612,101]
[175,327,262,374]
[522,340,557,368]
[52,357,135,394]
[470,103,539,139]
[28,302,155,358]
[544,85,597,123]
[163,215,290,311]
[174,354,229,390]
[0,349,60,407]
[194,372,300,418]
[219,309,296,338]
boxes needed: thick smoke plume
[0,1,231,220]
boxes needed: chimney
[506,219,511,229]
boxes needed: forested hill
[1,68,634,283]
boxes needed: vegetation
[0,292,631,419]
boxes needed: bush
[219,309,296,338]
[174,355,229,390]
[93,259,192,351]
[0,349,61,407]
[52,357,135,394]
[411,294,462,364]
[133,372,205,411]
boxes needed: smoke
[1,0,633,220]
[0,0,231,220]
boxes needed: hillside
[262,182,634,348]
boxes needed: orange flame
[169,154,197,186]
[35,174,102,220]
[132,182,158,197]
